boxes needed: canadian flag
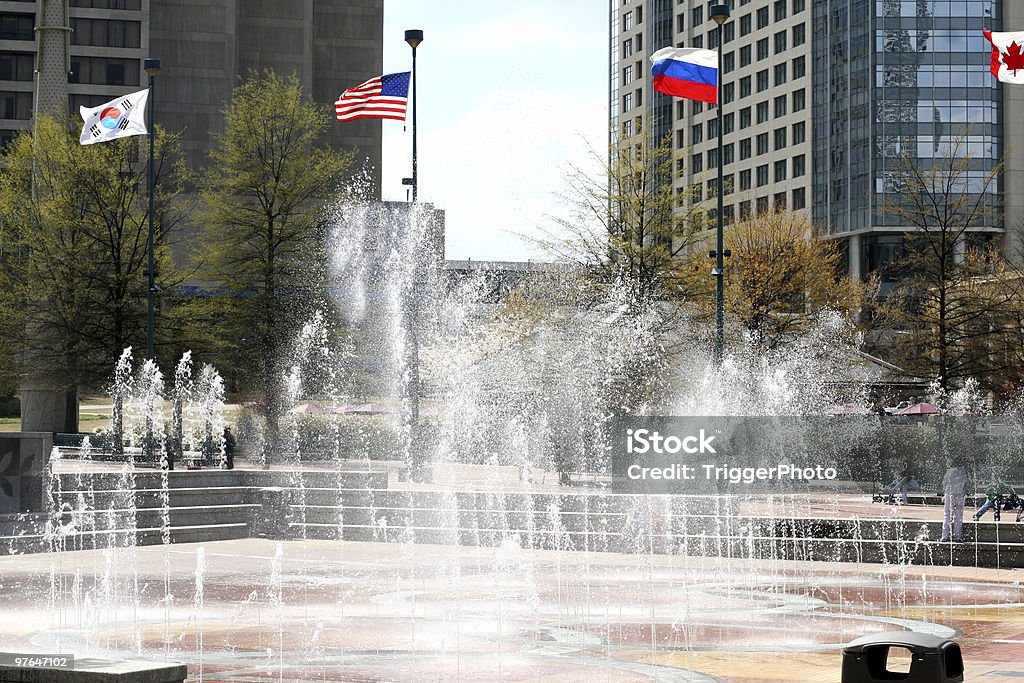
[984,29,1024,84]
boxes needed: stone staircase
[0,469,385,555]
[289,488,1024,569]
[5,469,1023,568]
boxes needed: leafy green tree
[188,70,356,464]
[540,124,705,310]
[0,113,188,396]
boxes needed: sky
[381,1,609,262]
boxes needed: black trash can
[842,632,963,683]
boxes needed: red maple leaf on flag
[1001,41,1024,75]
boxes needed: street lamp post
[144,57,160,465]
[710,5,730,366]
[144,58,160,362]
[404,30,424,479]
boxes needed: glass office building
[814,0,1001,277]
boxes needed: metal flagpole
[710,6,730,366]
[404,30,424,479]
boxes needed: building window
[69,57,141,86]
[724,143,734,165]
[623,38,633,57]
[635,88,642,107]
[792,0,806,13]
[756,100,768,124]
[707,118,718,139]
[707,149,717,169]
[723,82,735,104]
[792,154,806,177]
[740,106,751,129]
[623,10,633,31]
[0,90,31,119]
[635,32,642,52]
[757,132,768,155]
[724,22,735,43]
[774,95,787,118]
[0,52,33,81]
[756,196,769,214]
[792,186,806,209]
[774,126,787,150]
[793,22,806,47]
[724,112,734,134]
[774,30,787,54]
[693,184,704,204]
[70,18,142,48]
[740,137,751,160]
[774,0,787,21]
[623,65,633,84]
[756,69,768,92]
[692,100,703,115]
[676,129,685,148]
[792,88,806,112]
[724,51,735,73]
[623,119,633,137]
[740,75,751,98]
[793,55,806,79]
[709,29,719,49]
[792,121,806,144]
[70,0,142,8]
[756,6,768,29]
[756,165,768,187]
[740,13,751,36]
[623,92,632,111]
[740,169,752,191]
[774,191,787,209]
[0,13,34,41]
[740,200,752,219]
[774,63,787,86]
[635,6,642,23]
[692,35,703,48]
[707,179,718,198]
[676,100,686,120]
[692,123,703,145]
[677,13,685,33]
[774,160,787,182]
[692,153,703,174]
[757,37,769,61]
[692,5,703,27]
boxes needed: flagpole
[406,30,422,202]
[144,57,161,466]
[403,30,424,480]
[711,6,730,366]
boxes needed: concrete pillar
[848,233,862,280]
[21,0,76,435]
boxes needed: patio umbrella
[288,403,328,414]
[896,402,939,415]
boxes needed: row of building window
[689,149,806,182]
[686,188,808,220]
[684,0,806,36]
[1,52,141,87]
[679,105,807,152]
[1,14,141,46]
[0,92,149,121]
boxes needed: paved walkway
[0,538,1023,681]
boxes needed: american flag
[335,72,410,122]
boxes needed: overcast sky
[381,1,608,262]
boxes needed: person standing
[223,426,237,470]
[940,464,970,542]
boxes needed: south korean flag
[78,88,150,145]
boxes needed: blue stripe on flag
[652,59,717,87]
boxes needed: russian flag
[650,47,719,104]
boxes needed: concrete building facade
[0,0,383,185]
[610,0,1016,279]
